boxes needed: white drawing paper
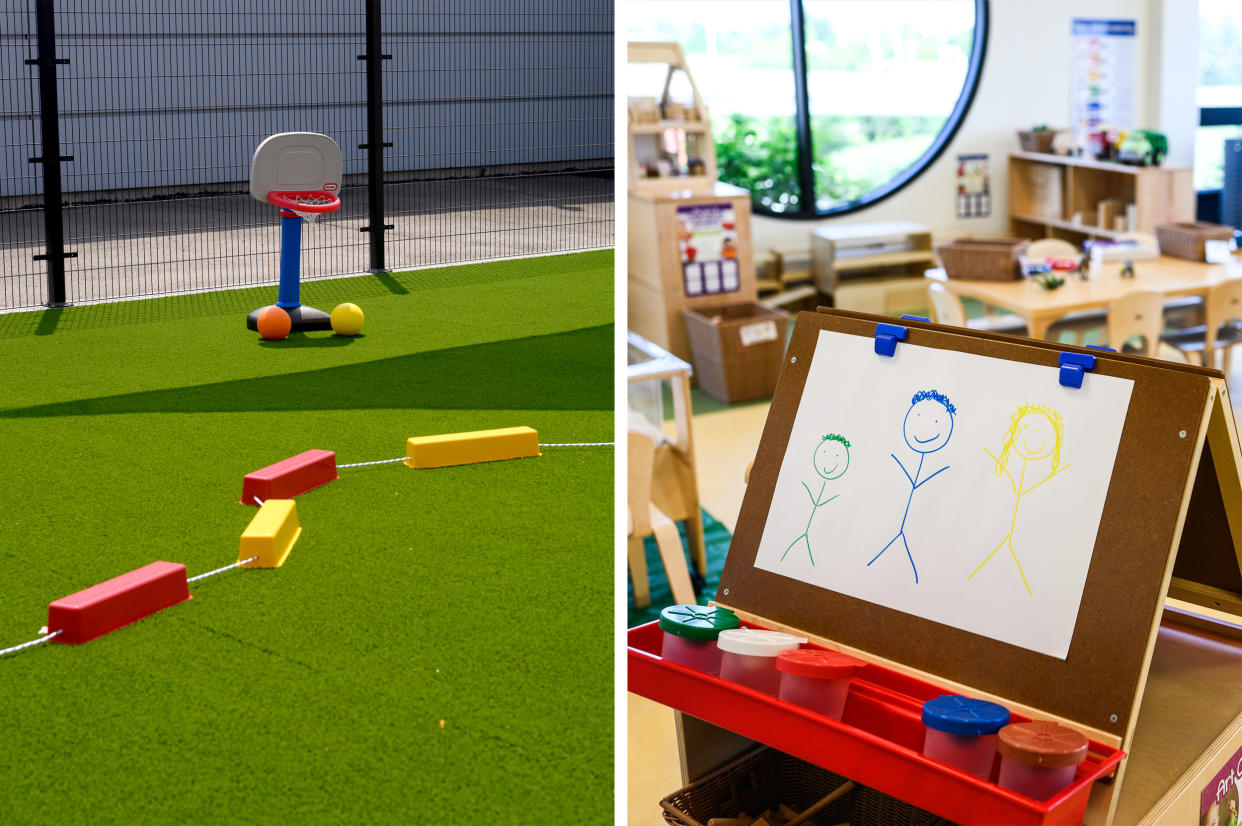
[753,329,1135,659]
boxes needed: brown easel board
[716,308,1242,821]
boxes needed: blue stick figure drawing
[781,433,851,565]
[868,389,956,583]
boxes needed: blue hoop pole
[276,209,302,309]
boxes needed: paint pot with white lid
[716,629,807,695]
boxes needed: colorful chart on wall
[752,330,1134,659]
[677,203,741,297]
[1071,19,1137,138]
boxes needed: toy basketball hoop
[266,189,341,223]
[245,133,343,333]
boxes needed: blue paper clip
[875,322,908,357]
[1058,351,1097,388]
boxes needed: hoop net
[268,190,341,223]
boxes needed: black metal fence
[0,0,614,310]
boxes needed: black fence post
[360,0,391,273]
[28,0,73,306]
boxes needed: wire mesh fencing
[0,0,614,311]
[0,2,45,309]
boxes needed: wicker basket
[1154,222,1237,261]
[1017,129,1056,154]
[936,237,1029,281]
[660,746,950,826]
[682,302,790,404]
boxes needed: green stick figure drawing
[781,433,851,565]
[969,403,1070,597]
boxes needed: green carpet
[0,251,613,824]
[627,510,733,628]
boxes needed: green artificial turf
[0,251,614,824]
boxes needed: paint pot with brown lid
[997,720,1088,800]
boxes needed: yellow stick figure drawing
[968,404,1070,597]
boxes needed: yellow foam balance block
[239,499,301,569]
[405,426,540,469]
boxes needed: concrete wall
[751,0,1197,252]
[0,0,613,197]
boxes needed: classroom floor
[626,353,1242,826]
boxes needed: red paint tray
[628,620,1125,826]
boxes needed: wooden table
[926,255,1242,340]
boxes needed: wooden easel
[709,308,1242,824]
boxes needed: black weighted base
[246,304,333,332]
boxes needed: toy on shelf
[627,41,717,194]
[246,132,345,333]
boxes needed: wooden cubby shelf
[1008,152,1193,242]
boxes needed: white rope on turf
[334,444,610,470]
[336,456,407,469]
[0,629,62,658]
[187,556,259,583]
[3,438,612,661]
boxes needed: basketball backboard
[250,132,342,204]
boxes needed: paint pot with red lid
[775,649,863,719]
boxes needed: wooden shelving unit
[810,221,937,316]
[1008,152,1193,242]
[627,41,718,196]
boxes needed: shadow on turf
[1,324,612,417]
[0,251,611,338]
[373,272,409,295]
[257,332,362,349]
[34,308,64,337]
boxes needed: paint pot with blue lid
[921,694,1011,779]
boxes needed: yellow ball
[330,302,364,336]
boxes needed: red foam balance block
[241,449,337,505]
[48,561,191,644]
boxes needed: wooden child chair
[927,281,1027,335]
[1106,290,1165,357]
[1162,278,1242,371]
[628,429,696,608]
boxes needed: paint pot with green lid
[658,604,740,674]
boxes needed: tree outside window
[628,1,987,217]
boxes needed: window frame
[1194,108,1242,222]
[751,0,990,219]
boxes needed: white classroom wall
[751,0,1198,252]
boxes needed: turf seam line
[0,629,61,658]
[187,556,259,583]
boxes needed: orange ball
[257,306,291,340]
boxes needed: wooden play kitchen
[627,40,760,369]
[629,308,1242,825]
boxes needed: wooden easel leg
[651,505,697,606]
[685,508,707,576]
[629,535,651,608]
